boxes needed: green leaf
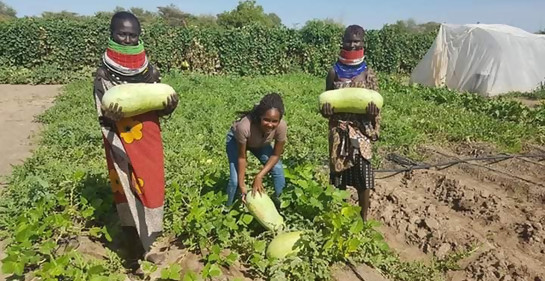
[2,261,24,275]
[211,244,221,254]
[208,253,219,262]
[341,207,356,217]
[160,268,171,279]
[35,177,50,188]
[39,240,56,255]
[332,216,342,229]
[102,226,112,242]
[226,252,238,264]
[182,270,200,281]
[324,239,334,250]
[141,261,157,274]
[208,264,222,277]
[15,224,32,243]
[378,241,390,251]
[81,207,95,218]
[88,227,102,238]
[168,264,182,278]
[294,188,304,197]
[371,231,385,241]
[88,265,106,275]
[241,214,253,224]
[254,240,267,253]
[367,220,382,228]
[72,170,85,181]
[350,220,364,233]
[309,197,322,207]
[348,238,360,252]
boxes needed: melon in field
[266,231,304,259]
[101,83,176,117]
[245,190,284,232]
[319,87,384,114]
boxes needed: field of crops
[0,72,544,280]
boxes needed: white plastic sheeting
[410,24,545,97]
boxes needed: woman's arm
[252,141,285,193]
[237,141,248,198]
[93,72,121,127]
[325,68,336,91]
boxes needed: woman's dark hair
[110,11,141,34]
[237,93,285,123]
[344,24,365,39]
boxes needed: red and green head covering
[104,38,149,76]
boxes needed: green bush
[0,17,435,83]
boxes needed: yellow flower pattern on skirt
[109,168,145,195]
[108,169,124,194]
[132,173,145,195]
[117,118,143,144]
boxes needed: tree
[537,30,545,35]
[392,18,440,33]
[216,0,282,28]
[94,6,158,23]
[0,0,17,21]
[300,19,344,45]
[41,10,82,20]
[157,4,194,26]
[129,7,158,24]
[302,18,344,30]
[186,14,218,28]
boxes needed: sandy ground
[0,84,62,281]
[0,84,62,182]
[366,143,545,281]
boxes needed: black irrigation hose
[430,151,545,187]
[373,153,545,181]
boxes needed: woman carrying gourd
[320,25,381,222]
[92,11,178,273]
[225,93,287,206]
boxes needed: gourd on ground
[101,83,176,117]
[266,231,303,259]
[245,190,284,232]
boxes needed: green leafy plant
[1,73,543,280]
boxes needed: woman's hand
[239,184,248,204]
[366,102,380,119]
[252,175,265,196]
[103,103,124,122]
[320,103,334,118]
[160,94,179,116]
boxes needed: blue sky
[4,0,544,32]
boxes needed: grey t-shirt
[231,116,287,148]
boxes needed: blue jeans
[225,129,285,206]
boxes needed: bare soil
[367,142,545,281]
[0,84,62,180]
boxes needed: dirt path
[0,84,62,182]
[367,143,545,281]
[0,84,62,281]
